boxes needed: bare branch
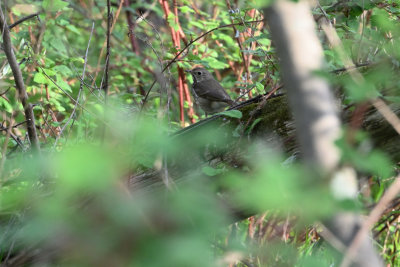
[9,12,40,29]
[53,22,95,148]
[104,0,111,99]
[340,175,400,267]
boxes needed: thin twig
[53,22,95,148]
[356,0,366,63]
[331,62,372,73]
[0,116,14,180]
[91,0,124,88]
[318,222,347,253]
[104,0,111,100]
[371,98,400,136]
[36,65,108,124]
[0,125,25,150]
[9,12,40,29]
[340,175,400,267]
[0,120,27,130]
[141,19,266,108]
[226,0,251,93]
[0,87,11,96]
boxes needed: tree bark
[0,7,40,151]
[264,1,383,266]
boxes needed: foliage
[0,0,399,266]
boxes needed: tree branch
[0,7,40,151]
[9,12,40,29]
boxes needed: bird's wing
[194,81,233,103]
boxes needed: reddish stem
[178,70,185,125]
[159,0,195,125]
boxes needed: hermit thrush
[186,68,234,115]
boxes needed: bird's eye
[197,72,201,75]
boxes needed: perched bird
[186,67,235,115]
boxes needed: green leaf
[246,118,262,134]
[49,98,66,112]
[42,0,69,12]
[243,34,271,46]
[179,6,194,13]
[203,57,229,69]
[202,166,224,176]
[255,82,264,93]
[219,110,242,119]
[33,72,48,84]
[51,38,67,54]
[66,25,81,35]
[53,65,73,76]
[167,13,179,32]
[56,75,72,93]
[0,98,13,113]
[212,33,235,46]
[189,21,204,29]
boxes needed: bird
[185,67,235,115]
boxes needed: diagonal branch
[9,12,40,29]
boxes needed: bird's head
[185,67,213,83]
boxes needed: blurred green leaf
[219,110,242,118]
[202,166,224,176]
[42,0,69,12]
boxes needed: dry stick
[141,19,266,108]
[131,15,173,119]
[318,223,347,253]
[159,0,184,124]
[9,12,40,29]
[41,108,59,138]
[226,0,251,96]
[371,98,400,135]
[104,0,111,100]
[241,9,259,99]
[331,62,372,73]
[0,87,11,96]
[24,19,46,88]
[91,0,124,88]
[37,65,110,126]
[172,0,195,122]
[53,22,95,148]
[340,175,400,267]
[0,116,14,180]
[321,15,398,267]
[0,7,40,151]
[239,14,278,74]
[0,124,25,149]
[159,0,193,125]
[124,0,145,96]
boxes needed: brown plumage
[186,68,234,115]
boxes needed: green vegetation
[0,0,399,266]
